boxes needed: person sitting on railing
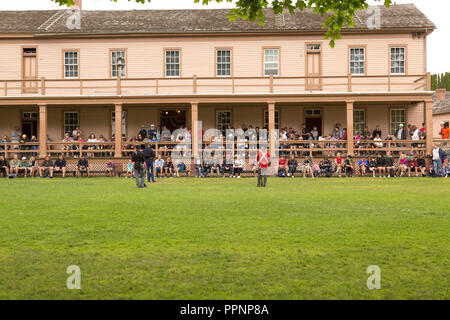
[148,124,158,142]
[221,154,234,178]
[9,154,20,176]
[411,126,421,148]
[357,157,368,176]
[106,159,114,177]
[335,153,344,178]
[376,154,386,178]
[287,155,297,178]
[86,134,98,158]
[320,158,333,178]
[372,125,382,140]
[443,161,450,178]
[39,156,54,178]
[0,155,10,177]
[368,157,377,178]
[76,156,90,178]
[440,122,450,140]
[302,156,314,178]
[310,127,319,141]
[374,134,383,148]
[53,155,67,178]
[344,156,354,177]
[154,155,165,178]
[384,152,395,178]
[342,128,348,141]
[397,153,409,177]
[27,156,37,178]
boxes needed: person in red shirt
[335,152,344,177]
[278,156,288,175]
[257,147,271,187]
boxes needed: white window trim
[349,47,365,76]
[263,48,279,77]
[353,109,366,133]
[165,50,181,78]
[264,109,280,129]
[216,49,232,78]
[390,47,406,75]
[390,108,406,134]
[64,51,79,79]
[111,50,126,79]
[216,110,232,131]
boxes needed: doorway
[22,112,38,138]
[304,109,322,136]
[160,110,187,132]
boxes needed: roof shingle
[0,4,436,35]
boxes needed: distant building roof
[0,4,435,36]
[433,92,450,115]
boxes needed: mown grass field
[0,176,448,300]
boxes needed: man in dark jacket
[143,145,156,183]
[0,155,9,177]
[394,124,407,140]
[76,156,89,178]
[132,145,146,188]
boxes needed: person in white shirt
[233,156,244,178]
[374,134,383,148]
[154,155,165,178]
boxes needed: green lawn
[0,177,448,300]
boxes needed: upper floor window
[165,49,180,77]
[216,49,232,77]
[64,51,79,79]
[349,47,365,75]
[111,50,126,78]
[264,48,279,76]
[390,47,406,74]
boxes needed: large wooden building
[0,2,444,165]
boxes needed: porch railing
[0,73,431,97]
[1,138,447,159]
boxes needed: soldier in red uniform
[257,147,271,187]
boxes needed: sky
[1,0,449,74]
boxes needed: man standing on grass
[132,145,146,188]
[257,146,271,187]
[143,144,156,183]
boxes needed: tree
[52,0,391,47]
[431,72,450,91]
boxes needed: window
[264,48,279,76]
[216,49,231,77]
[390,47,406,74]
[23,112,38,119]
[306,44,321,51]
[353,110,365,134]
[111,50,126,78]
[165,50,180,77]
[305,109,321,117]
[390,109,405,134]
[350,48,365,75]
[216,110,232,133]
[64,111,79,135]
[111,111,127,139]
[264,110,280,129]
[64,51,79,78]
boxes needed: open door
[22,48,38,93]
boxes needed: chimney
[72,0,82,10]
[436,88,447,102]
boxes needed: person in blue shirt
[358,157,369,176]
[76,156,90,178]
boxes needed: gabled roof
[0,4,435,36]
[433,93,450,115]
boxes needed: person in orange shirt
[440,122,449,140]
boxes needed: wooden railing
[1,138,447,159]
[0,73,431,97]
